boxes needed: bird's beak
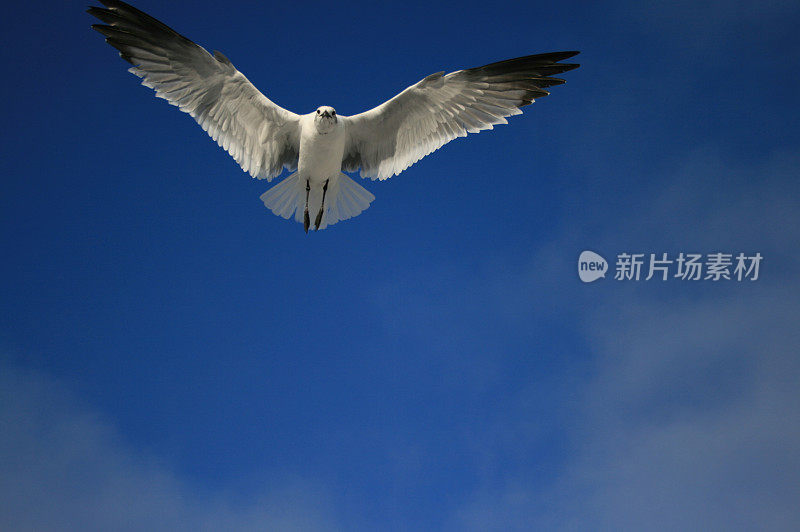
[321,111,330,118]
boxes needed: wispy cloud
[447,148,800,530]
[0,363,339,531]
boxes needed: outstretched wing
[342,52,579,180]
[88,0,300,180]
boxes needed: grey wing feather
[342,52,579,180]
[88,0,300,180]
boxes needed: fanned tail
[321,173,375,229]
[259,172,304,220]
[259,172,375,230]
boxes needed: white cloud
[567,286,800,531]
[449,149,800,531]
[0,364,339,532]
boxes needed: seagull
[88,1,579,232]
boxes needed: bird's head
[314,106,338,133]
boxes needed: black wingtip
[97,0,130,9]
[544,51,580,62]
[87,6,108,22]
[519,50,580,63]
[87,5,117,24]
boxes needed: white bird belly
[298,122,345,184]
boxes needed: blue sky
[1,0,799,530]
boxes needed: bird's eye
[331,111,336,116]
[316,110,320,114]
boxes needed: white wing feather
[342,52,579,180]
[90,0,300,181]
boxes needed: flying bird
[88,1,579,232]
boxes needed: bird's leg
[314,179,329,230]
[303,179,310,233]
